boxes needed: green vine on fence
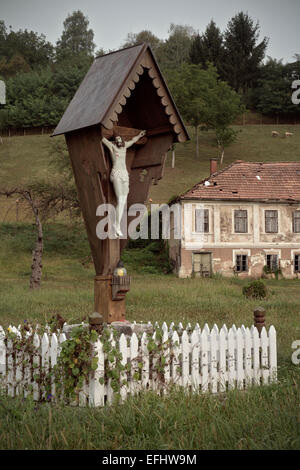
[53,325,99,401]
[1,322,182,403]
[98,326,127,396]
[4,322,52,397]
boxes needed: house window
[265,210,278,233]
[293,211,300,233]
[236,254,248,272]
[295,254,300,273]
[234,210,248,233]
[266,254,278,271]
[195,209,209,233]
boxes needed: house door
[193,253,212,277]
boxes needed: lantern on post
[112,262,131,301]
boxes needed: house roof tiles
[181,161,300,202]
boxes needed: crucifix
[102,130,146,237]
[53,43,189,323]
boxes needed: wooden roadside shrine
[53,43,189,323]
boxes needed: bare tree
[0,183,78,288]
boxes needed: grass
[0,367,299,450]
[0,223,299,363]
[0,126,299,449]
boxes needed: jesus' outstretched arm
[125,130,146,149]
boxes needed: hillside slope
[0,125,299,221]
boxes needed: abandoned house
[169,160,300,278]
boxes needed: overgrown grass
[0,223,299,362]
[0,224,299,450]
[0,366,299,450]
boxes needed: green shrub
[242,280,268,299]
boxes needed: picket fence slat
[191,329,200,391]
[23,332,32,398]
[0,327,6,378]
[181,331,189,388]
[7,339,13,397]
[228,328,236,390]
[219,327,227,392]
[269,326,277,383]
[106,333,115,405]
[236,328,244,390]
[141,332,149,390]
[252,326,260,385]
[201,329,209,392]
[171,331,180,386]
[210,329,218,393]
[261,327,269,385]
[162,328,170,391]
[0,321,277,407]
[50,334,58,400]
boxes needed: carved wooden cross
[53,43,189,322]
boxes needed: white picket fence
[0,322,277,406]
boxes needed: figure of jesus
[102,130,146,237]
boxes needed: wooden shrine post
[53,43,189,323]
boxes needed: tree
[189,20,224,75]
[167,64,244,160]
[0,181,78,289]
[0,23,54,71]
[56,10,96,62]
[122,30,162,52]
[2,59,90,129]
[0,53,31,78]
[0,20,7,58]
[122,30,170,69]
[253,58,300,119]
[95,47,106,57]
[223,12,268,94]
[160,23,195,71]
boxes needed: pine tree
[223,12,268,93]
[190,21,224,75]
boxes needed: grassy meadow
[0,126,299,450]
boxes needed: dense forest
[0,10,299,130]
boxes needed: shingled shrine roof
[181,161,300,203]
[53,43,189,143]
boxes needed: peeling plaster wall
[176,200,300,278]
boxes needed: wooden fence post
[254,307,265,335]
[89,312,103,334]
